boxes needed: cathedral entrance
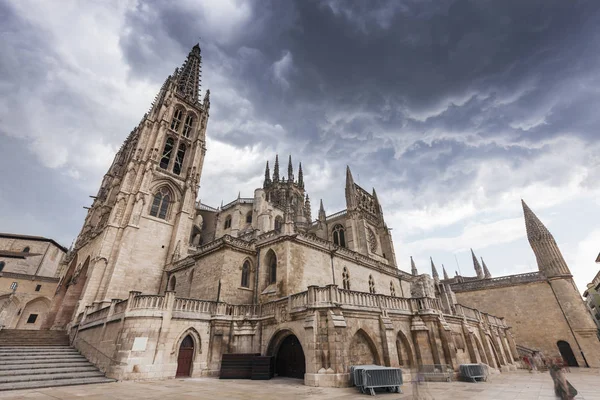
[176,335,194,377]
[557,340,579,367]
[274,334,305,379]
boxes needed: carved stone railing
[131,295,164,310]
[76,286,507,332]
[85,306,111,324]
[451,272,543,292]
[174,298,215,314]
[113,299,128,315]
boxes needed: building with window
[0,233,67,330]
[44,44,527,387]
[583,267,600,339]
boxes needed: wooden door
[557,340,579,367]
[275,335,305,379]
[176,335,194,377]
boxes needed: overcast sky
[1,0,599,293]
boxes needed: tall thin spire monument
[521,200,571,277]
[44,44,211,329]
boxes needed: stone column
[411,316,432,365]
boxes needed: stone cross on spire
[481,257,492,279]
[430,257,439,281]
[471,249,484,279]
[176,44,202,102]
[411,256,418,276]
[521,199,571,277]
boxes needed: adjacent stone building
[442,202,600,368]
[40,44,523,386]
[583,269,600,338]
[0,233,67,330]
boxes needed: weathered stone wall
[455,279,600,367]
[0,238,65,278]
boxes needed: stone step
[0,365,98,377]
[0,361,92,371]
[0,370,105,384]
[0,348,79,358]
[0,376,116,391]
[0,346,75,352]
[0,355,87,364]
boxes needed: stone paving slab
[0,369,598,399]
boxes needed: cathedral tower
[45,45,210,328]
[522,200,571,277]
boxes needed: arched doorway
[349,329,381,366]
[16,297,51,330]
[274,334,305,379]
[176,335,195,377]
[396,331,414,367]
[557,341,578,367]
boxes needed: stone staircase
[0,329,115,391]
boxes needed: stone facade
[0,233,67,329]
[583,269,600,337]
[442,201,600,368]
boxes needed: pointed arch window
[173,143,186,175]
[23,247,30,253]
[390,281,396,297]
[150,187,171,219]
[246,211,253,224]
[274,216,283,233]
[224,215,232,229]
[342,267,350,290]
[267,251,277,284]
[182,115,194,138]
[369,275,376,294]
[0,261,5,272]
[241,260,250,288]
[171,109,183,132]
[332,224,346,247]
[168,275,176,291]
[160,137,174,169]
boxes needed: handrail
[75,336,128,366]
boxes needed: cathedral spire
[481,257,492,279]
[176,44,202,102]
[263,161,271,188]
[273,155,280,182]
[430,257,439,281]
[442,265,449,280]
[411,256,418,276]
[521,199,571,277]
[288,155,294,182]
[318,199,326,221]
[298,162,304,188]
[304,194,312,221]
[471,249,484,279]
[345,166,357,210]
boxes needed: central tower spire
[176,43,202,102]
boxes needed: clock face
[367,227,377,252]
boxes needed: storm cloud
[1,0,599,291]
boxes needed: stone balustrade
[75,285,506,330]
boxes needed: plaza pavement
[0,369,598,399]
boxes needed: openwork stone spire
[273,155,280,182]
[430,257,439,281]
[411,256,418,276]
[176,44,202,102]
[298,162,304,188]
[263,161,271,188]
[471,249,484,279]
[521,199,571,277]
[318,199,326,221]
[481,257,492,279]
[287,155,294,181]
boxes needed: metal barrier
[350,365,403,396]
[459,363,488,382]
[418,364,453,382]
